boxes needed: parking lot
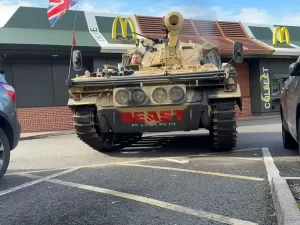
[0,117,299,225]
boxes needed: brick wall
[232,62,252,117]
[17,107,74,133]
[235,97,251,117]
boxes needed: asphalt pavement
[0,116,299,225]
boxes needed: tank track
[209,100,237,151]
[71,105,141,152]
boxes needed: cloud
[78,1,135,15]
[221,7,300,26]
[0,0,33,27]
[124,2,300,26]
[143,5,300,26]
[1,0,300,27]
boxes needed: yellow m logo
[112,16,137,40]
[272,26,290,45]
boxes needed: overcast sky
[1,0,300,27]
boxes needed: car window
[0,73,7,83]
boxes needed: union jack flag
[47,0,79,27]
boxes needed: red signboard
[121,110,184,123]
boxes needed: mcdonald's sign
[112,16,137,40]
[272,26,290,45]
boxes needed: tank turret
[122,11,220,75]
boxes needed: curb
[237,115,280,121]
[271,177,300,225]
[20,130,75,141]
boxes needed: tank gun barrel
[164,11,184,47]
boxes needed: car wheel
[0,128,10,180]
[282,120,298,149]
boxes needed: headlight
[115,89,130,105]
[169,86,185,102]
[132,89,146,104]
[152,87,167,103]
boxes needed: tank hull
[96,103,208,133]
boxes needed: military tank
[67,11,243,152]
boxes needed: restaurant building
[0,6,298,132]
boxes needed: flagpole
[67,0,80,83]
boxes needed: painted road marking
[262,147,280,184]
[0,168,78,197]
[282,177,300,180]
[6,148,261,177]
[186,155,262,161]
[18,173,258,225]
[185,148,261,158]
[224,148,261,153]
[117,163,265,181]
[6,158,172,176]
[164,158,189,164]
[6,168,68,176]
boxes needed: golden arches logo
[112,16,137,40]
[272,26,290,45]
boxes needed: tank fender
[67,98,97,106]
[97,113,111,133]
[206,85,242,110]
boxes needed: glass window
[0,73,6,83]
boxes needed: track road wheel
[0,128,10,180]
[282,121,298,150]
[72,106,138,153]
[209,100,237,151]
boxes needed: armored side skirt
[96,103,209,133]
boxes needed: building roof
[0,7,140,53]
[135,15,274,56]
[0,6,299,56]
[242,23,300,55]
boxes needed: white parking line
[186,148,261,158]
[282,177,300,180]
[6,148,261,176]
[262,147,280,184]
[18,173,258,225]
[0,168,78,197]
[51,179,259,225]
[118,163,265,181]
[187,155,262,161]
[164,158,189,164]
[6,168,69,176]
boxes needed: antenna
[163,25,168,39]
[164,26,170,75]
[66,0,80,84]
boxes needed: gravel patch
[287,180,300,209]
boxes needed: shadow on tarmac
[105,131,298,159]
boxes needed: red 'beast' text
[121,110,184,123]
